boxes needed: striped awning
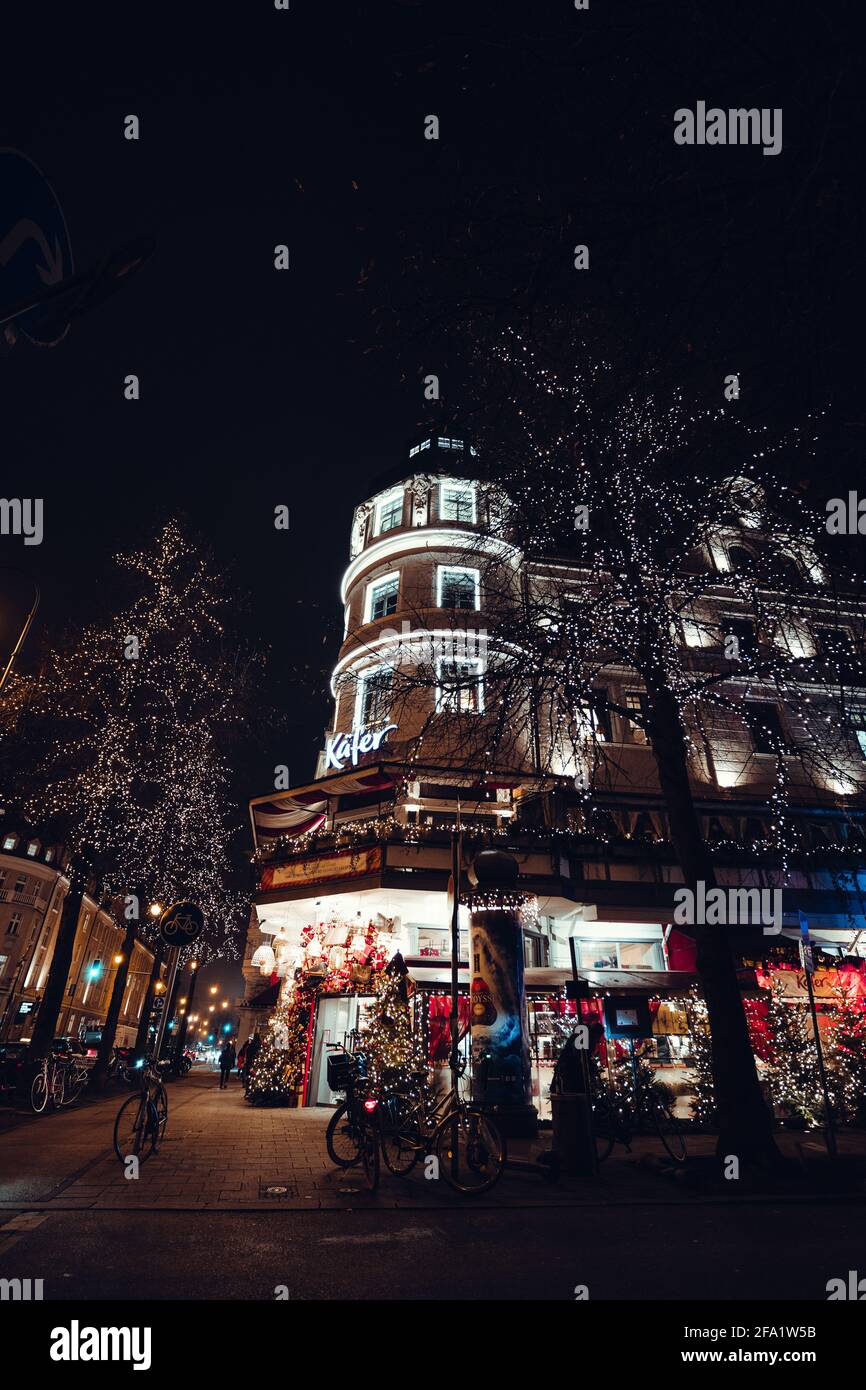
[250,765,396,846]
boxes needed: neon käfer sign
[325,723,397,771]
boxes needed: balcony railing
[0,889,46,908]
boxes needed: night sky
[2,2,863,988]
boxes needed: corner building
[241,435,866,1120]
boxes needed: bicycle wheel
[361,1126,380,1192]
[435,1107,504,1195]
[326,1101,362,1167]
[62,1068,86,1106]
[652,1101,687,1162]
[114,1094,152,1163]
[380,1094,422,1176]
[150,1085,168,1150]
[30,1069,49,1114]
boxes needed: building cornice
[340,528,520,603]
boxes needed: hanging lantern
[251,944,276,975]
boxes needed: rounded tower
[325,432,528,778]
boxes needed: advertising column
[468,850,537,1138]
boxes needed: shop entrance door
[309,995,360,1106]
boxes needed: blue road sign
[0,149,73,345]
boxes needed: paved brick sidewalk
[2,1068,865,1212]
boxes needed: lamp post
[172,960,200,1062]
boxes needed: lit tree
[766,983,825,1128]
[246,989,309,1106]
[824,974,866,1125]
[358,321,866,1166]
[684,987,716,1127]
[360,952,423,1089]
[2,519,276,1057]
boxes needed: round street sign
[0,149,73,345]
[159,901,204,948]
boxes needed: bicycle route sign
[159,901,204,948]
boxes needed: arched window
[774,554,801,588]
[727,545,755,572]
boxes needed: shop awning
[249,765,397,845]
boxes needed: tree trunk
[91,921,136,1090]
[133,942,163,1061]
[646,676,780,1166]
[27,874,86,1061]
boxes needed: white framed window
[437,565,480,611]
[0,954,8,978]
[376,490,404,535]
[2,834,17,851]
[26,840,39,857]
[366,572,400,622]
[356,666,394,728]
[6,913,22,936]
[437,437,465,450]
[409,439,431,458]
[577,939,662,971]
[436,658,484,714]
[440,481,476,523]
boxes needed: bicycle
[113,1057,169,1162]
[59,1056,89,1107]
[324,1042,370,1169]
[377,1062,506,1195]
[30,1054,67,1113]
[591,1075,687,1163]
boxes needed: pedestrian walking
[243,1031,261,1091]
[218,1039,236,1089]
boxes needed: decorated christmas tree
[766,982,826,1128]
[684,987,716,1127]
[824,974,866,1125]
[360,952,424,1089]
[246,990,309,1106]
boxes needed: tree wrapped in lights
[2,520,277,1056]
[359,951,424,1090]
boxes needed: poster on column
[470,911,532,1108]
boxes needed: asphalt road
[0,1200,863,1301]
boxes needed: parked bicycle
[30,1054,67,1113]
[591,1075,687,1162]
[376,1060,506,1195]
[113,1056,169,1162]
[324,1042,370,1169]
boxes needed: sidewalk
[1,1068,865,1212]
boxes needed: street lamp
[148,902,163,919]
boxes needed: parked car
[0,1041,29,1100]
[52,1036,96,1069]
